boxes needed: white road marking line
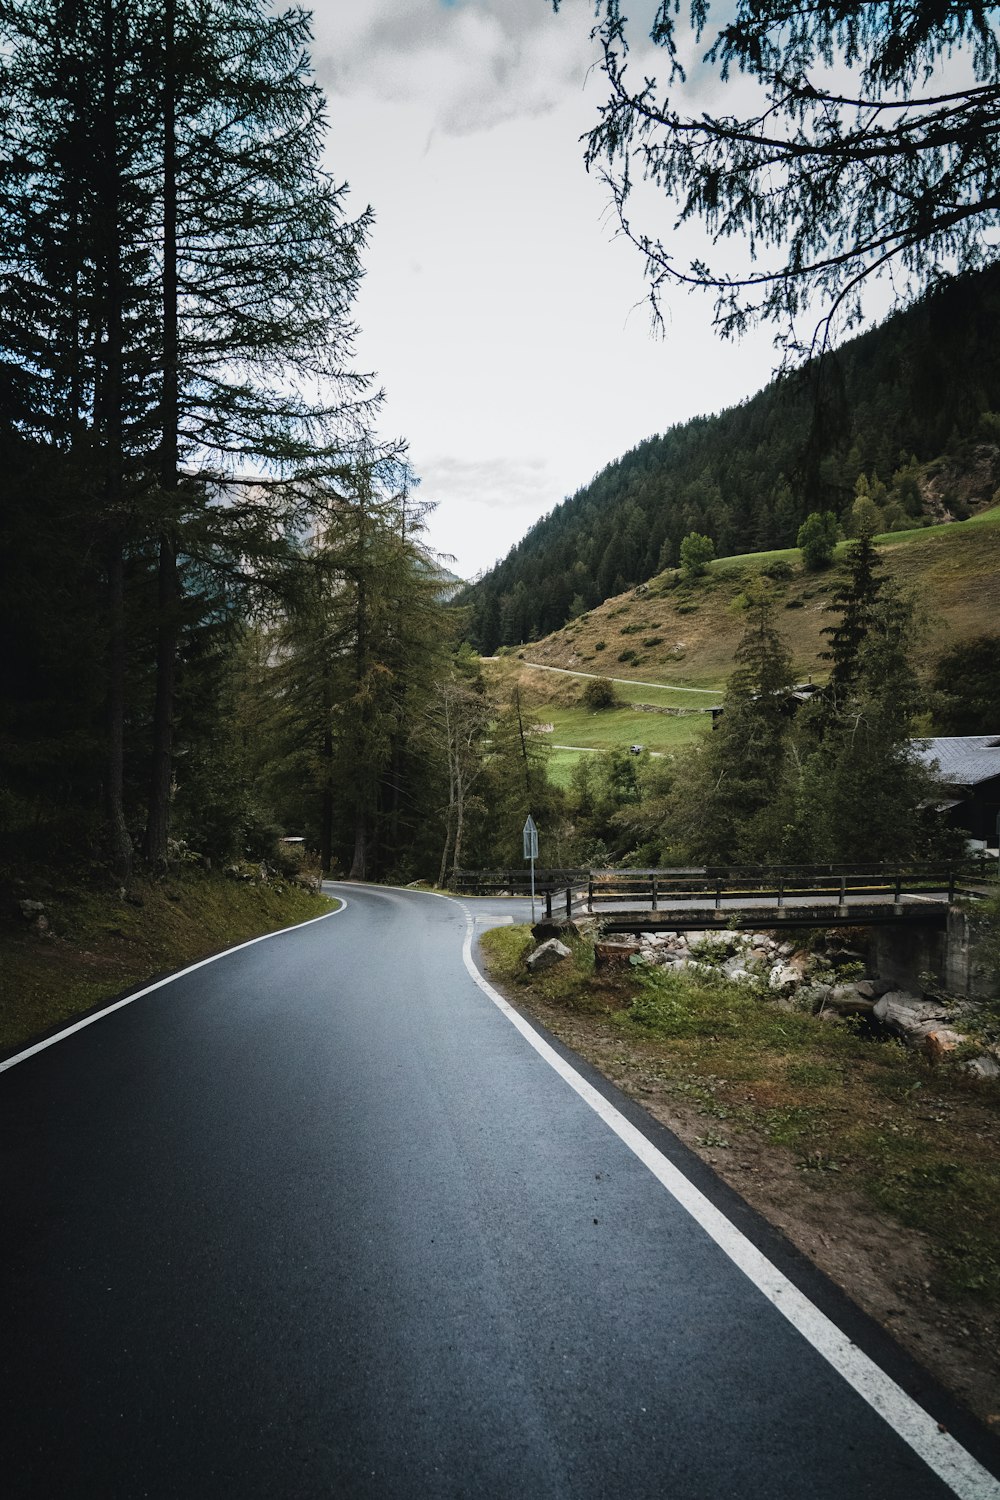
[445,899,999,1500]
[0,901,347,1074]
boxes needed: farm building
[914,736,1000,851]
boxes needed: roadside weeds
[480,923,1000,1431]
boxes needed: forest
[2,0,999,897]
[0,0,468,885]
[462,268,1000,653]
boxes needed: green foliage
[796,540,946,863]
[796,511,838,571]
[680,532,715,578]
[580,2,1000,344]
[665,582,796,862]
[0,0,371,872]
[931,635,1000,734]
[583,676,619,711]
[848,495,884,538]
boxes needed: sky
[308,0,782,580]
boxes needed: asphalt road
[2,882,999,1498]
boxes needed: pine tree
[676,582,795,862]
[0,0,372,869]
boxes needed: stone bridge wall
[871,905,998,1000]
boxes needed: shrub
[797,511,839,570]
[583,676,618,711]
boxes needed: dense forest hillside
[515,508,1000,691]
[462,268,1000,652]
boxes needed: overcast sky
[309,0,781,579]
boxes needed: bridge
[452,864,998,996]
[453,863,988,927]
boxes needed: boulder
[722,957,751,981]
[748,933,777,951]
[526,938,572,973]
[825,946,866,969]
[803,982,833,1012]
[822,983,876,1017]
[963,1054,1000,1080]
[768,962,800,994]
[18,899,45,920]
[531,918,579,944]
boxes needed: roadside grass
[1,869,337,1055]
[480,925,1000,1305]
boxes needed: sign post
[522,814,539,922]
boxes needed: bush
[797,511,839,570]
[583,676,619,711]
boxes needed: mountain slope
[508,508,1000,691]
[461,267,1000,653]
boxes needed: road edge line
[448,901,999,1500]
[0,901,347,1075]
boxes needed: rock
[803,982,833,1012]
[593,941,641,970]
[748,933,776,951]
[825,946,866,969]
[963,1054,1000,1080]
[768,963,800,993]
[526,938,572,973]
[855,979,879,1000]
[18,899,45,920]
[822,984,876,1017]
[722,957,751,981]
[531,918,579,944]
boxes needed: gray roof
[913,736,1000,788]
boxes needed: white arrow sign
[522,814,538,861]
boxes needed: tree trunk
[144,0,179,865]
[320,652,334,874]
[349,808,367,881]
[98,0,130,881]
[106,535,132,880]
[451,772,465,879]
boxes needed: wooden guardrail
[581,864,967,913]
[451,861,997,923]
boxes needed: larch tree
[568,1,1000,352]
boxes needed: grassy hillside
[507,507,1000,692]
[1,869,336,1056]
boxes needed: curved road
[2,883,998,1498]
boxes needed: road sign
[523,815,538,921]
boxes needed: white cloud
[308,0,783,579]
[312,0,596,136]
